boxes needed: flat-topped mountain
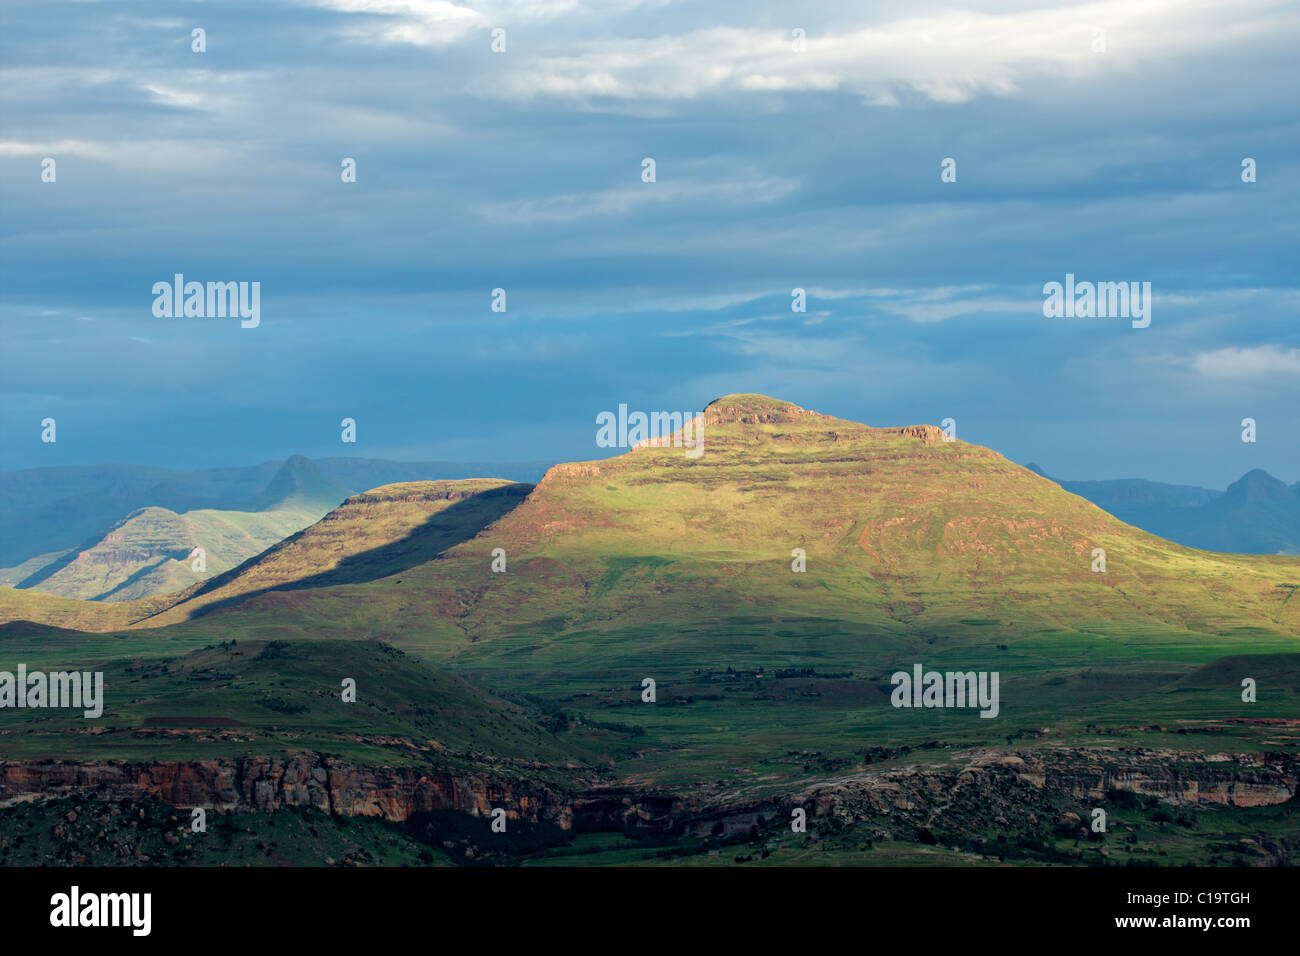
[103,394,1295,670]
[2,395,1297,869]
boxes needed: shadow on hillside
[144,482,533,623]
[14,546,84,590]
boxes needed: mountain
[0,457,550,569]
[0,477,533,632]
[1027,464,1300,554]
[241,453,353,512]
[0,462,279,568]
[1,457,352,602]
[138,479,532,626]
[88,394,1292,674]
[0,455,551,603]
[5,395,1296,647]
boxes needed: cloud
[476,169,799,223]
[1191,345,1300,381]
[470,1,1299,105]
[0,139,109,158]
[0,0,1295,486]
[307,0,483,47]
[142,83,208,110]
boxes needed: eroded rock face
[899,424,947,443]
[793,748,1298,832]
[1032,749,1297,807]
[572,747,1300,839]
[2,747,1294,837]
[0,757,571,827]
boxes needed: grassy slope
[139,479,531,627]
[0,638,593,771]
[17,501,328,602]
[0,478,528,633]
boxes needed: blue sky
[2,0,1297,487]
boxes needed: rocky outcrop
[340,481,530,508]
[698,399,824,427]
[1021,748,1298,807]
[0,756,572,827]
[899,424,947,443]
[575,747,1300,839]
[3,747,1294,839]
[796,748,1298,828]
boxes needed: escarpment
[0,756,574,827]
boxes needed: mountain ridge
[1026,463,1300,555]
[1,456,352,602]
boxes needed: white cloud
[143,84,207,110]
[467,0,1298,105]
[476,170,799,223]
[307,0,483,46]
[305,0,668,46]
[0,139,109,158]
[1191,345,1300,380]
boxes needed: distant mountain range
[1024,465,1300,556]
[0,456,550,602]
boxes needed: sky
[1,0,1297,488]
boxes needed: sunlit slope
[448,396,1298,640]
[0,479,531,632]
[20,501,327,602]
[139,479,531,626]
[0,586,152,633]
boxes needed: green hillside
[0,638,592,772]
[0,478,532,633]
[0,457,549,570]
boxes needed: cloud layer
[1,0,1296,486]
